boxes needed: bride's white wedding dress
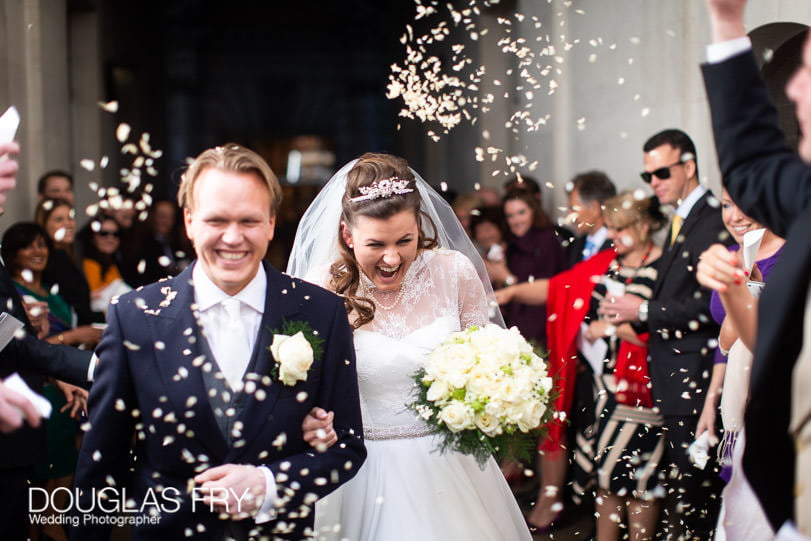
[715,429,774,541]
[314,249,531,541]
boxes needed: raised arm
[701,1,811,236]
[705,0,747,43]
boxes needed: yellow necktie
[670,214,683,245]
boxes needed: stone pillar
[1,0,71,226]
[68,7,105,223]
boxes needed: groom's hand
[194,464,266,519]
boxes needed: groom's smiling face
[185,167,276,295]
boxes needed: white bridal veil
[286,159,504,326]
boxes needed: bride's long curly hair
[330,153,439,328]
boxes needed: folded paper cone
[0,106,20,144]
[742,228,765,273]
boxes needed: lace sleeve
[450,251,490,329]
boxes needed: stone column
[68,6,105,223]
[1,0,71,226]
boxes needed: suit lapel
[677,191,712,242]
[151,266,229,460]
[653,192,712,297]
[569,236,586,265]
[654,234,680,297]
[232,264,304,457]
[154,263,306,461]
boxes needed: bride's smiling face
[342,209,420,292]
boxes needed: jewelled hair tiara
[349,177,414,203]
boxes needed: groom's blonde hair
[177,143,282,217]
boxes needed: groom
[71,143,365,540]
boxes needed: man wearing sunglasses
[598,128,728,540]
[702,0,811,537]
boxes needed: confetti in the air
[116,123,131,144]
[388,1,611,179]
[98,100,119,113]
[80,104,164,229]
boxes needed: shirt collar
[192,262,267,314]
[586,226,607,248]
[674,184,708,219]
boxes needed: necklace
[359,274,408,311]
[618,242,654,285]
[371,287,405,311]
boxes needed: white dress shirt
[193,263,265,388]
[191,263,276,523]
[674,184,708,221]
[707,36,753,64]
[583,226,608,260]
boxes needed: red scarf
[543,248,615,451]
[543,249,655,451]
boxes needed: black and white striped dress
[570,258,666,502]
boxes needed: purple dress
[710,243,783,364]
[503,226,568,346]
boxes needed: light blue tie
[583,239,597,260]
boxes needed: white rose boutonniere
[268,320,324,386]
[271,332,313,386]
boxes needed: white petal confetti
[98,100,119,113]
[116,123,131,143]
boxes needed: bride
[288,153,532,540]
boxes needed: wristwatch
[503,275,517,287]
[637,301,649,322]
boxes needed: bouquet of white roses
[408,323,555,467]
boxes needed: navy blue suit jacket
[646,191,727,416]
[72,262,365,540]
[703,49,811,530]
